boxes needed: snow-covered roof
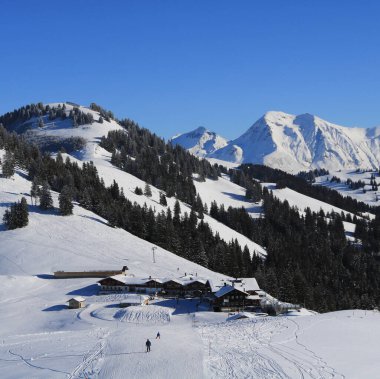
[215,285,248,298]
[230,278,260,292]
[67,296,85,302]
[100,275,210,287]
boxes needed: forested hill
[1,102,380,312]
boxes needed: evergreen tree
[2,151,15,178]
[59,185,73,215]
[39,182,53,210]
[144,183,152,197]
[3,197,29,229]
[135,186,143,195]
[159,192,167,206]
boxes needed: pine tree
[3,197,29,230]
[159,192,167,206]
[144,183,152,197]
[39,182,53,210]
[135,186,143,195]
[38,117,44,128]
[59,185,73,215]
[2,151,15,178]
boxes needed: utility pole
[152,246,157,263]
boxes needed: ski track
[199,316,345,379]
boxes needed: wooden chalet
[67,296,86,309]
[213,285,249,312]
[98,274,212,297]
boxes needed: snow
[198,309,380,379]
[170,126,228,157]
[194,174,263,219]
[69,296,86,302]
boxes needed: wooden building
[213,285,249,312]
[98,275,212,297]
[67,296,86,309]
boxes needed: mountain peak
[170,127,228,158]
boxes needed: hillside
[2,104,380,378]
[0,103,266,258]
[175,111,380,173]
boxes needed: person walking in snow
[156,331,160,339]
[146,339,151,352]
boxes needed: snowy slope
[207,111,380,173]
[8,102,266,257]
[198,309,380,379]
[315,169,380,206]
[170,126,228,157]
[194,174,263,219]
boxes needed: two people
[146,332,160,352]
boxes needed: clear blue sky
[1,0,380,139]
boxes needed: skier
[156,331,160,339]
[146,338,151,352]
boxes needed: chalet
[67,296,86,309]
[227,278,263,307]
[213,285,249,312]
[98,274,212,297]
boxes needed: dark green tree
[59,185,73,215]
[39,182,53,210]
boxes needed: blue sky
[1,0,380,139]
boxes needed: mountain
[176,112,380,173]
[170,126,228,157]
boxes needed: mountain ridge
[173,111,380,173]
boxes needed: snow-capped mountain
[170,126,228,157]
[176,112,380,173]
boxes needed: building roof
[230,278,260,292]
[99,275,210,287]
[214,285,248,298]
[67,296,85,302]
